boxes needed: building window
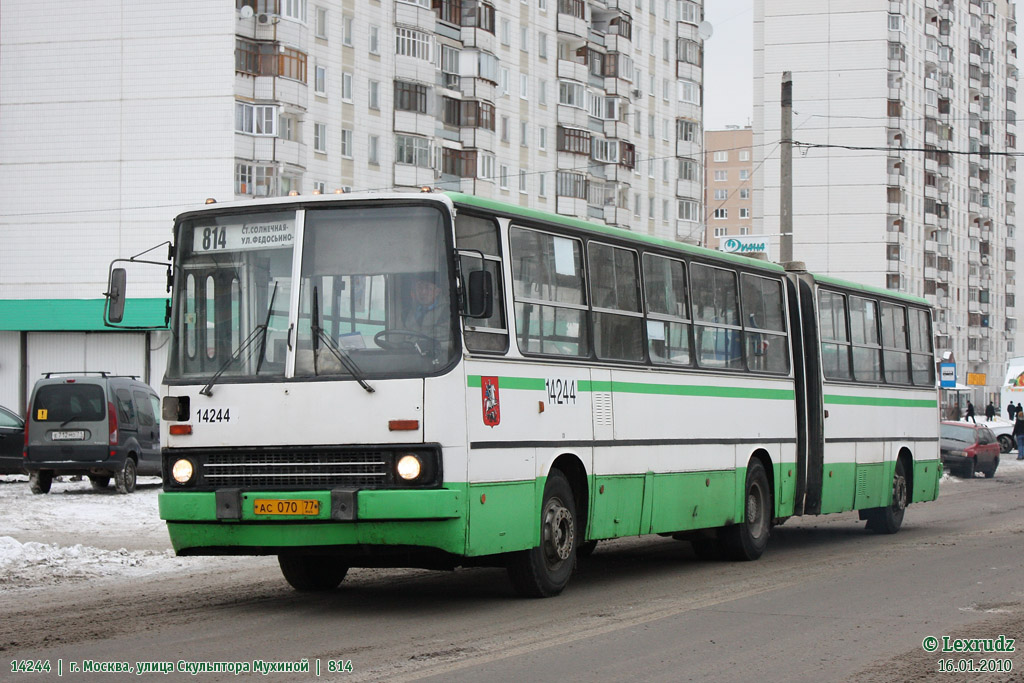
[442,148,478,178]
[539,126,547,150]
[279,115,297,141]
[739,150,750,161]
[538,79,547,105]
[396,27,432,61]
[538,32,548,59]
[677,199,698,221]
[678,79,700,104]
[557,171,588,199]
[395,134,432,167]
[316,7,328,39]
[888,13,903,31]
[739,188,750,199]
[235,39,308,83]
[235,102,277,136]
[341,128,352,158]
[315,66,327,95]
[677,118,700,142]
[714,170,727,181]
[394,81,428,113]
[679,157,699,182]
[313,181,325,193]
[558,126,592,154]
[714,227,726,237]
[369,80,380,109]
[740,226,750,235]
[713,208,728,219]
[739,169,750,180]
[558,80,586,108]
[713,150,728,162]
[235,162,278,197]
[314,123,326,153]
[499,164,509,189]
[441,45,460,88]
[478,152,496,180]
[520,73,529,99]
[341,72,352,100]
[342,14,353,45]
[713,189,728,200]
[739,208,750,218]
[283,0,307,22]
[501,116,510,142]
[521,121,529,147]
[369,26,380,54]
[368,135,379,165]
[519,169,527,193]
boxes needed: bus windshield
[166,203,456,382]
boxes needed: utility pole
[780,71,793,264]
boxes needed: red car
[940,421,1000,478]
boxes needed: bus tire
[278,555,349,592]
[115,457,137,494]
[507,469,577,598]
[29,471,53,494]
[865,459,908,534]
[721,459,771,561]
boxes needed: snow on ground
[0,474,237,592]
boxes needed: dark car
[0,404,26,474]
[940,421,1000,478]
[24,373,161,494]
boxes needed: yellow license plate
[252,499,321,516]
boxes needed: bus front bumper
[160,488,466,555]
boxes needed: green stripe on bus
[824,394,938,408]
[468,375,794,400]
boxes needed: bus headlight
[396,454,423,481]
[171,458,195,484]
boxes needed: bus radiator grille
[202,451,389,488]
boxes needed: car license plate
[51,430,86,441]
[252,499,321,516]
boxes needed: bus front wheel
[721,459,771,561]
[507,469,577,598]
[278,555,349,592]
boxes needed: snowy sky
[703,0,755,131]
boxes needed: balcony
[557,0,588,39]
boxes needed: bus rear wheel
[278,555,349,592]
[721,459,771,561]
[507,469,577,598]
[864,460,908,534]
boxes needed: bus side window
[455,214,508,353]
[849,296,882,382]
[908,307,934,385]
[589,242,643,362]
[881,302,911,384]
[740,274,789,374]
[817,289,852,380]
[690,263,743,369]
[642,253,691,366]
[510,227,589,357]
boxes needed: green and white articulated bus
[108,190,940,597]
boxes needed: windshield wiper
[60,415,81,428]
[200,282,279,397]
[311,286,375,393]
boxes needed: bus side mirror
[106,268,127,324]
[466,270,493,319]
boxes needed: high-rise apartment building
[754,0,1018,404]
[703,126,754,249]
[0,0,706,409]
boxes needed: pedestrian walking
[1014,413,1024,460]
[985,402,996,421]
[965,400,977,424]
[1017,402,1022,418]
[1009,402,1017,420]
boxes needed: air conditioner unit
[257,13,271,24]
[982,255,989,264]
[630,89,641,98]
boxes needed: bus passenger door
[790,274,825,515]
